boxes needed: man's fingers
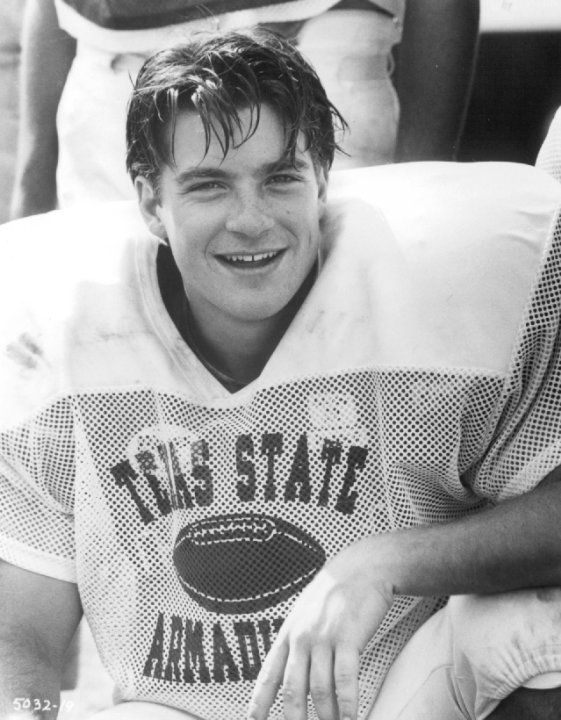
[310,643,339,720]
[249,633,361,720]
[334,644,360,720]
[247,641,288,720]
[282,637,311,720]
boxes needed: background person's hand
[247,537,394,720]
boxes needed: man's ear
[317,167,329,217]
[135,176,167,241]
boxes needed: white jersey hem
[0,534,76,583]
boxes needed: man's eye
[268,174,300,185]
[186,181,224,193]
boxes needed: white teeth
[222,251,280,264]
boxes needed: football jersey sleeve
[0,213,77,582]
[466,195,561,501]
[329,161,561,504]
[0,420,76,583]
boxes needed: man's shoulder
[329,160,561,203]
[0,202,155,426]
[0,200,147,259]
[330,161,561,227]
[328,161,561,270]
[0,201,149,303]
[315,162,561,375]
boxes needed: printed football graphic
[173,512,326,614]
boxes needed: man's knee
[449,589,561,707]
[89,702,194,719]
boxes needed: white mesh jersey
[1,162,561,719]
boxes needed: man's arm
[248,472,561,720]
[10,0,76,219]
[394,0,480,161]
[0,561,82,719]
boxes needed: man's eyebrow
[174,157,310,184]
[263,157,310,173]
[175,167,229,184]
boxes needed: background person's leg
[0,0,23,223]
[295,9,400,170]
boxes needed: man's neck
[191,311,284,387]
[157,245,314,391]
[187,271,313,388]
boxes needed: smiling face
[137,104,327,338]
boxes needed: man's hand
[247,475,561,720]
[247,539,393,720]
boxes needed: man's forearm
[366,473,561,599]
[0,636,61,719]
[0,564,81,720]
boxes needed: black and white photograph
[1,2,561,719]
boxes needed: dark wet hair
[125,28,346,187]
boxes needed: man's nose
[225,194,275,237]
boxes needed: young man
[1,29,561,720]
